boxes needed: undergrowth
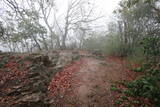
[111,61,160,107]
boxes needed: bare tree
[0,0,102,52]
[59,0,102,49]
[37,0,61,49]
[0,22,4,37]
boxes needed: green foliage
[147,69,160,77]
[110,85,119,91]
[112,0,160,58]
[110,0,160,106]
[105,35,125,56]
[126,0,158,8]
[114,99,122,105]
[112,59,160,106]
[119,95,128,100]
[125,51,146,65]
[132,67,143,72]
[132,62,153,72]
[83,34,107,52]
[132,100,140,104]
[140,37,160,56]
[124,68,160,106]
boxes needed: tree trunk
[62,35,67,49]
[62,21,69,49]
[32,35,42,51]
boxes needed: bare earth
[50,57,133,107]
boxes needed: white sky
[92,0,121,28]
[55,0,121,18]
[54,0,121,31]
[56,0,120,14]
[94,0,121,15]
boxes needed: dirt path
[49,57,137,107]
[71,58,114,107]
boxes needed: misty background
[0,0,159,58]
[0,0,120,52]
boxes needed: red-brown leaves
[48,59,84,97]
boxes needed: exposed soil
[48,56,139,107]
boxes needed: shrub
[124,69,160,106]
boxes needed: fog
[0,0,121,52]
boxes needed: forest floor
[0,51,140,107]
[48,54,139,107]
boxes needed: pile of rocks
[0,53,53,107]
[0,51,81,107]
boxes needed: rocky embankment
[0,51,80,107]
